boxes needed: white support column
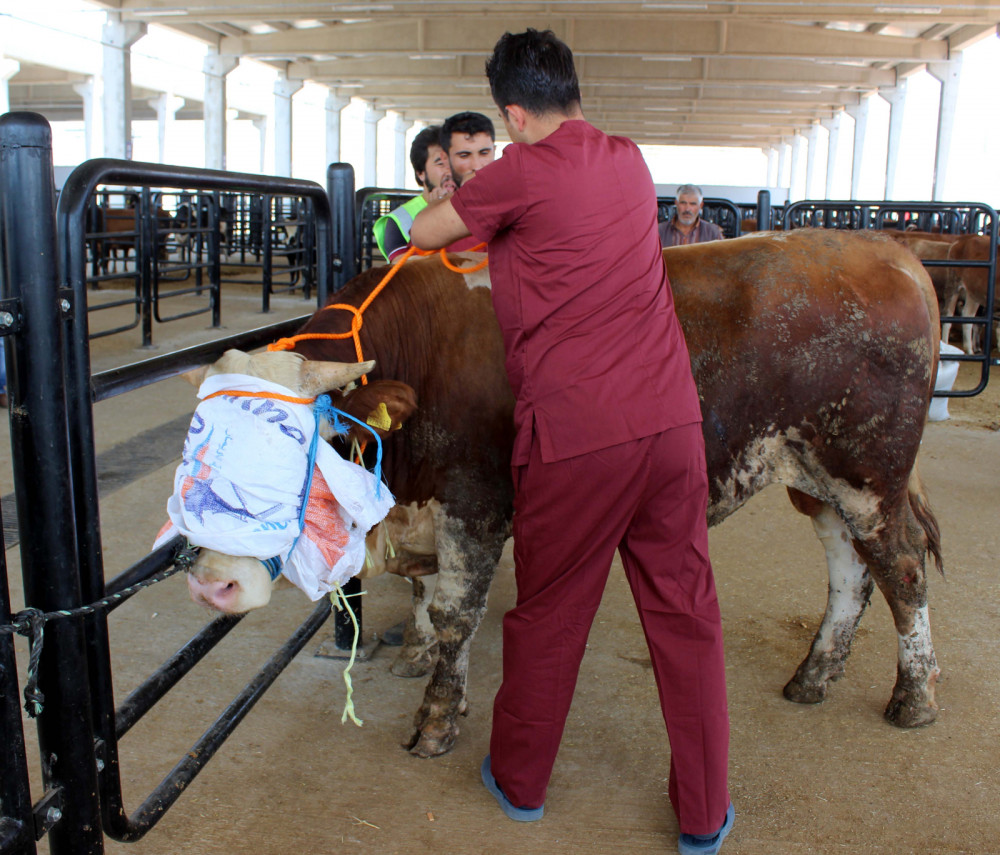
[0,55,20,114]
[273,75,303,177]
[102,15,146,160]
[805,123,822,199]
[765,146,779,187]
[928,54,963,202]
[881,81,908,200]
[821,112,845,199]
[846,97,871,200]
[72,78,102,159]
[252,117,268,174]
[325,91,351,164]
[363,105,385,187]
[393,115,413,188]
[148,93,184,163]
[789,133,806,201]
[777,139,790,189]
[204,51,239,171]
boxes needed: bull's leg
[406,510,506,757]
[940,284,961,349]
[851,498,940,728]
[961,296,981,355]
[783,503,875,705]
[391,575,439,678]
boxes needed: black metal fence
[80,182,320,345]
[0,112,345,855]
[785,199,999,395]
[352,186,782,269]
[355,186,417,270]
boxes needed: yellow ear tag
[366,401,393,431]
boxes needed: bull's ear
[338,380,417,439]
[299,360,375,397]
[183,365,211,387]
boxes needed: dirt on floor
[3,290,999,855]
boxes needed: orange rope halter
[267,243,486,385]
[203,389,316,405]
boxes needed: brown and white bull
[946,234,999,354]
[184,228,943,757]
[885,232,961,340]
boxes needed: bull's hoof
[405,723,458,757]
[884,697,938,728]
[390,650,434,678]
[783,676,828,705]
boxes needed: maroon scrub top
[451,120,702,465]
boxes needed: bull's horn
[299,360,375,396]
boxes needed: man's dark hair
[485,29,581,116]
[440,111,495,153]
[410,125,442,188]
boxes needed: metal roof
[15,1,1000,146]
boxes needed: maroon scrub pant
[489,421,730,835]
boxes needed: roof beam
[117,0,1000,27]
[291,54,897,88]
[949,24,999,51]
[222,17,948,63]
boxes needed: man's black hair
[485,29,581,116]
[440,111,496,153]
[410,125,443,188]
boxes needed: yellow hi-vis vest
[372,195,428,261]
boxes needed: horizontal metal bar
[85,272,140,285]
[115,613,244,738]
[104,599,332,842]
[152,306,212,324]
[922,258,992,268]
[86,296,141,313]
[91,315,311,402]
[87,319,141,340]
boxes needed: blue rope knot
[275,393,389,582]
[312,394,386,498]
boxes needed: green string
[330,583,364,727]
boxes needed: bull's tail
[909,463,944,577]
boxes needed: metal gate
[784,199,999,396]
[0,112,354,855]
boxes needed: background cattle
[886,230,998,353]
[185,229,943,757]
[946,234,1000,354]
[88,198,176,278]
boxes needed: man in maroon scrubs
[411,29,734,855]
